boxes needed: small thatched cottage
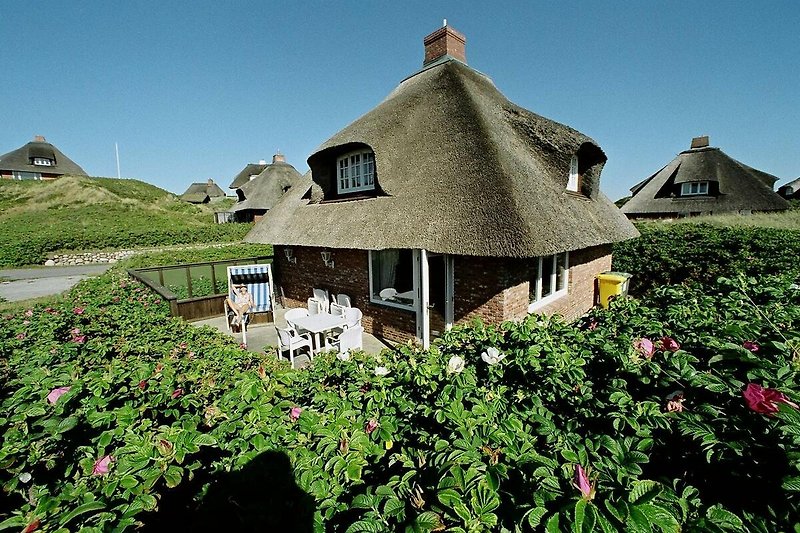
[232,154,301,222]
[0,136,87,180]
[245,25,638,346]
[622,136,789,219]
[778,178,800,200]
[228,162,268,190]
[180,179,227,204]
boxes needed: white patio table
[291,312,348,354]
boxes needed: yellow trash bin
[596,271,632,308]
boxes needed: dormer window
[567,155,579,192]
[681,181,709,196]
[33,157,53,166]
[337,150,375,194]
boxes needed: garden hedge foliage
[613,223,800,295]
[1,267,799,531]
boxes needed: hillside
[0,176,247,267]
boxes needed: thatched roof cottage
[232,154,301,222]
[246,25,638,346]
[180,179,227,204]
[778,177,800,200]
[622,136,789,219]
[0,136,87,180]
[228,162,268,190]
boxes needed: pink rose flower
[24,309,33,317]
[92,455,113,476]
[290,406,303,421]
[138,380,147,391]
[171,388,183,399]
[73,307,85,315]
[22,320,30,326]
[365,419,379,434]
[633,337,654,359]
[743,383,798,415]
[743,341,760,352]
[47,386,71,404]
[574,465,595,500]
[16,333,26,341]
[660,337,680,352]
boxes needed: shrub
[1,270,798,530]
[613,223,800,295]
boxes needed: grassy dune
[0,176,247,267]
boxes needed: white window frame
[567,155,579,192]
[528,251,569,312]
[337,150,375,194]
[681,181,709,196]
[368,249,416,311]
[33,157,53,166]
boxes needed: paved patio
[190,307,394,365]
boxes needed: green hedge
[1,268,799,530]
[613,223,800,295]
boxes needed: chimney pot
[272,153,286,164]
[258,159,267,165]
[34,135,46,142]
[423,24,466,66]
[691,136,709,149]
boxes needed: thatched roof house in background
[232,154,301,222]
[0,136,87,180]
[180,179,226,204]
[778,177,800,200]
[246,24,638,347]
[622,136,789,219]
[228,162,268,190]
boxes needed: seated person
[226,284,254,326]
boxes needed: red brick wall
[274,246,416,343]
[274,245,612,343]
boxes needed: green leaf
[526,507,547,528]
[629,480,661,504]
[346,460,363,482]
[574,499,587,532]
[437,488,462,507]
[346,520,385,533]
[383,498,405,518]
[412,511,443,531]
[706,505,744,529]
[782,476,800,492]
[639,503,680,532]
[163,465,183,488]
[561,449,579,463]
[59,501,106,526]
[119,476,139,489]
[0,516,27,530]
[545,513,560,533]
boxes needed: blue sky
[1,1,798,201]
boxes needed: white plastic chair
[284,308,309,333]
[344,307,363,329]
[330,294,352,316]
[326,325,364,360]
[379,288,397,301]
[307,298,322,315]
[312,288,330,313]
[275,326,313,369]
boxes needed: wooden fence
[128,255,273,321]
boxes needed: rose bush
[0,267,798,531]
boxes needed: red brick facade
[274,244,612,343]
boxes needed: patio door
[417,250,454,348]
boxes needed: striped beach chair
[225,263,273,347]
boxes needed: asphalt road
[0,264,113,302]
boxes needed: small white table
[291,312,348,353]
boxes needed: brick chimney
[34,135,46,142]
[423,23,466,66]
[272,153,286,164]
[691,136,709,149]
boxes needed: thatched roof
[232,159,301,213]
[180,179,226,203]
[246,56,637,258]
[778,177,800,199]
[622,139,789,217]
[228,163,267,189]
[0,136,87,176]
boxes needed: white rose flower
[19,472,31,483]
[337,349,351,361]
[374,366,390,376]
[447,355,465,374]
[481,347,506,365]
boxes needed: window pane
[556,252,566,290]
[541,255,554,298]
[699,182,708,194]
[371,249,414,306]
